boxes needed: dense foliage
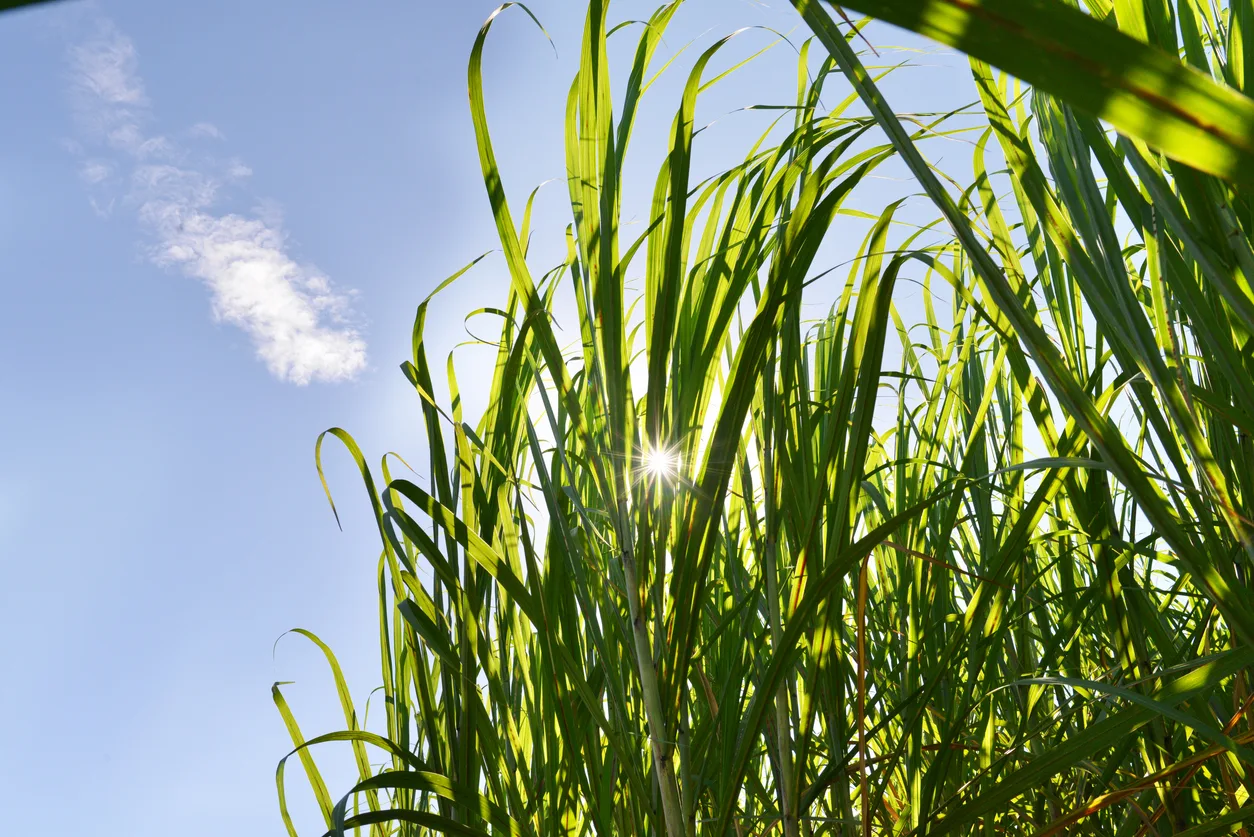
[275,1,1254,834]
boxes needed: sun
[641,445,680,482]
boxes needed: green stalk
[618,496,688,837]
[761,355,798,837]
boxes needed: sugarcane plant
[792,0,1254,833]
[276,1,1254,835]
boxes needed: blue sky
[0,2,974,834]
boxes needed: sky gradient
[0,2,974,834]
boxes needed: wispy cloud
[67,20,367,385]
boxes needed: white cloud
[70,23,146,108]
[187,122,224,140]
[67,20,366,385]
[149,209,366,384]
[79,158,114,185]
